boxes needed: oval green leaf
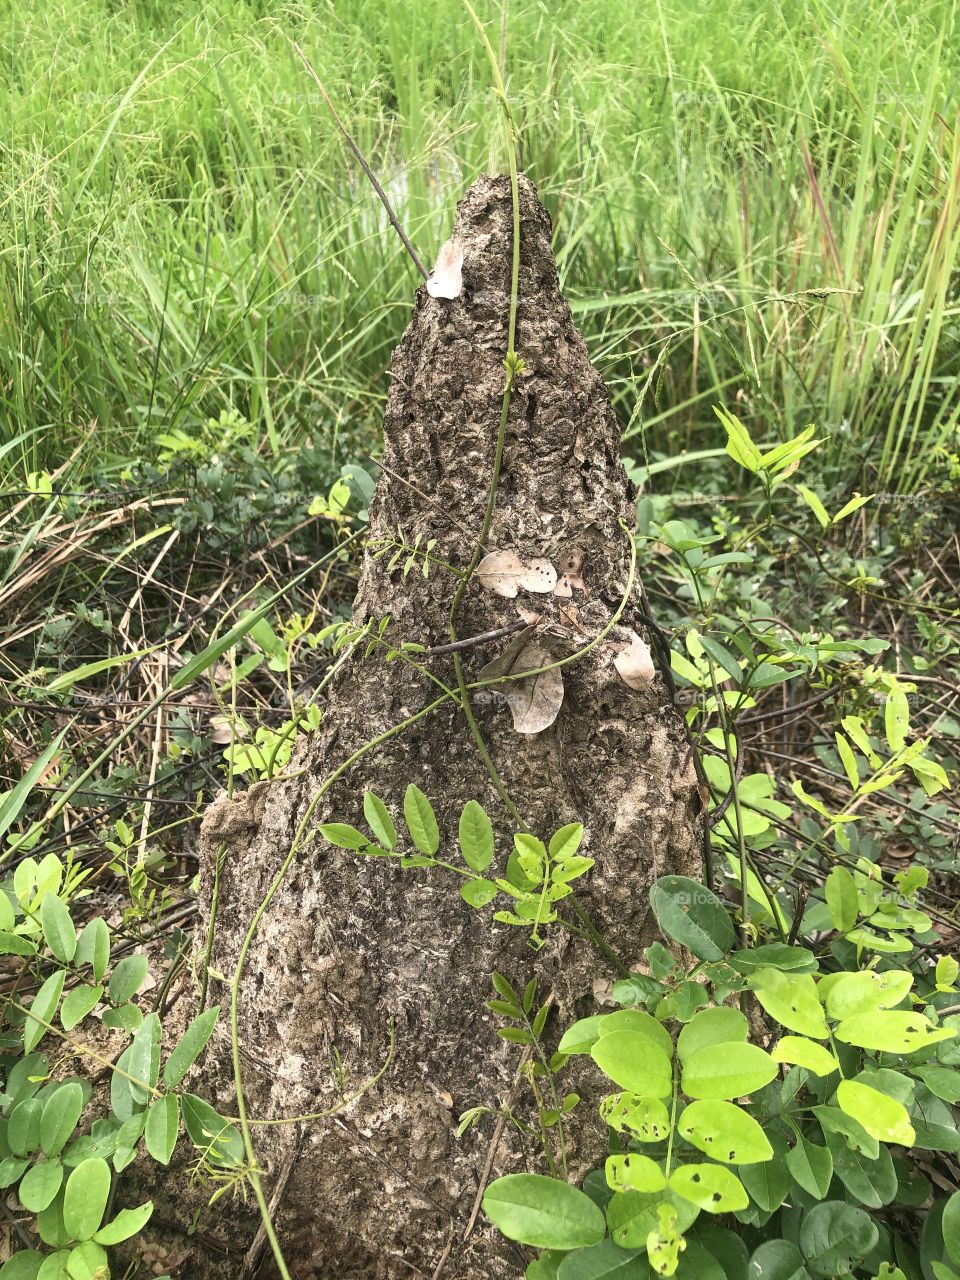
[591,1032,673,1098]
[681,1042,777,1100]
[677,1099,773,1164]
[62,1158,111,1241]
[650,876,734,961]
[482,1173,606,1250]
[458,800,494,872]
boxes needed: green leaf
[677,1007,748,1062]
[771,1037,839,1077]
[18,1161,64,1213]
[60,985,102,1033]
[74,920,109,982]
[913,1066,960,1104]
[649,876,734,961]
[606,1189,699,1249]
[669,1163,747,1213]
[24,972,66,1054]
[728,945,817,974]
[681,1042,777,1100]
[786,1134,833,1200]
[92,1200,154,1245]
[549,824,584,860]
[677,1099,773,1164]
[403,784,439,855]
[318,822,369,851]
[458,801,494,872]
[63,1240,108,1280]
[821,969,913,1020]
[825,867,859,933]
[460,878,497,908]
[831,492,873,523]
[0,731,67,844]
[482,1174,606,1250]
[836,1080,915,1145]
[739,1132,790,1210]
[799,1201,878,1277]
[834,733,861,789]
[8,1100,43,1156]
[834,1012,954,1054]
[748,1241,811,1280]
[107,953,148,1005]
[560,1011,672,1058]
[40,1084,84,1159]
[62,1158,111,1241]
[40,896,76,964]
[591,1031,673,1098]
[0,1252,44,1280]
[181,1095,243,1167]
[128,1014,161,1105]
[797,485,830,529]
[943,1192,960,1266]
[0,932,37,957]
[828,1138,897,1209]
[163,1005,219,1088]
[361,791,397,850]
[144,1095,179,1166]
[605,1154,666,1193]
[750,968,828,1039]
[884,687,910,753]
[556,1238,651,1279]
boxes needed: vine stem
[448,0,526,830]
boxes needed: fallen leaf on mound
[519,558,558,593]
[477,549,527,598]
[427,238,464,299]
[614,630,656,688]
[479,639,564,734]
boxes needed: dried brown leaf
[485,640,564,734]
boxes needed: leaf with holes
[834,1012,954,1053]
[669,1164,748,1213]
[678,1099,773,1165]
[605,1154,666,1194]
[749,968,828,1039]
[599,1094,672,1143]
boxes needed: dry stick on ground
[293,44,429,281]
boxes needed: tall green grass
[1,0,958,492]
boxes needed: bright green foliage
[486,872,960,1278]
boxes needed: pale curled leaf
[426,238,464,299]
[518,559,558,594]
[614,630,656,688]
[477,549,526,598]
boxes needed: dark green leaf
[62,1158,111,1240]
[482,1174,606,1250]
[362,792,397,850]
[108,954,148,1005]
[163,1006,219,1088]
[458,800,494,872]
[650,876,734,961]
[39,896,76,964]
[403,784,440,855]
[799,1202,879,1277]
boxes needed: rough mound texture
[175,174,700,1278]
